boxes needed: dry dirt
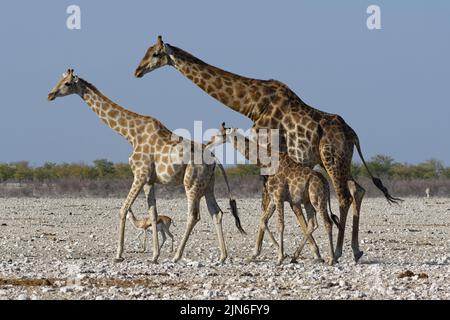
[0,197,449,300]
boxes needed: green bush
[0,155,449,182]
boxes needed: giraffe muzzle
[134,68,144,78]
[48,93,56,101]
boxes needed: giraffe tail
[214,156,246,235]
[350,128,403,204]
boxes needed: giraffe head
[48,69,80,101]
[135,35,172,78]
[206,122,239,149]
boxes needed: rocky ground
[0,196,449,300]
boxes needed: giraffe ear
[157,35,164,46]
[73,75,79,83]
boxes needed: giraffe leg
[114,175,147,262]
[317,200,335,266]
[319,131,354,262]
[324,176,351,261]
[348,180,365,263]
[250,202,276,261]
[275,200,285,266]
[144,184,160,263]
[292,215,318,262]
[290,203,322,260]
[172,197,200,263]
[205,192,228,263]
[292,202,323,263]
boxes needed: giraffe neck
[228,132,268,168]
[167,45,262,120]
[77,79,138,145]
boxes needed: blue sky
[0,1,449,165]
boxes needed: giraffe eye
[65,83,71,87]
[153,52,160,58]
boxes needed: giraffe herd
[47,35,400,266]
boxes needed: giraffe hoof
[354,251,364,263]
[113,257,124,263]
[290,258,298,264]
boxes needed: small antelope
[127,209,175,253]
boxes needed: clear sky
[0,0,449,165]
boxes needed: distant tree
[13,162,33,181]
[225,164,260,177]
[360,154,396,178]
[417,159,445,179]
[351,162,362,178]
[0,164,16,182]
[114,163,132,179]
[33,162,57,181]
[93,159,116,178]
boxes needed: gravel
[0,197,449,300]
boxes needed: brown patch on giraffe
[273,108,283,120]
[202,72,211,80]
[167,166,175,176]
[132,153,142,161]
[225,87,233,96]
[164,146,173,155]
[108,110,119,118]
[218,92,229,104]
[118,118,127,127]
[213,78,223,90]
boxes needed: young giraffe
[47,69,245,263]
[127,208,174,253]
[135,36,401,262]
[207,123,341,265]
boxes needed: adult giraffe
[47,69,245,263]
[135,36,401,262]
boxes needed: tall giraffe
[206,123,340,265]
[135,36,401,262]
[47,69,245,263]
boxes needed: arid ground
[0,197,449,300]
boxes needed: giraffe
[206,123,340,265]
[47,69,245,263]
[127,208,175,253]
[135,36,402,262]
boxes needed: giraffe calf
[207,124,341,265]
[127,209,175,253]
